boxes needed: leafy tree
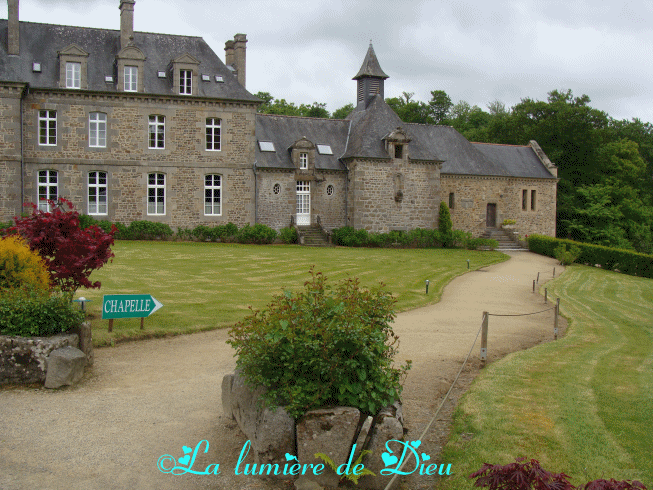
[386,91,432,124]
[428,89,453,124]
[254,91,330,118]
[438,201,453,247]
[11,199,116,293]
[332,103,354,119]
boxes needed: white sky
[9,0,653,122]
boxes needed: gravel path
[0,251,563,490]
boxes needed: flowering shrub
[0,235,51,293]
[11,199,116,293]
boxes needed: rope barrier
[382,316,486,490]
[488,307,556,317]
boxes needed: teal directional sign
[102,294,163,320]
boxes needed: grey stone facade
[1,3,557,239]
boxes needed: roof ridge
[13,20,203,40]
[472,142,530,147]
[256,113,347,122]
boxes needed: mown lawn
[437,265,653,488]
[77,241,507,346]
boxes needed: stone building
[0,0,258,229]
[0,1,558,239]
[255,44,558,237]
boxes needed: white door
[296,181,310,225]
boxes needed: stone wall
[441,174,557,238]
[0,84,24,222]
[347,158,440,233]
[256,169,347,232]
[14,90,257,228]
[0,323,93,386]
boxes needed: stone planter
[222,371,405,489]
[0,322,92,388]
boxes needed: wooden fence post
[537,272,540,283]
[480,312,488,367]
[108,319,114,333]
[533,280,536,293]
[544,288,548,304]
[554,298,560,340]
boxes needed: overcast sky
[9,0,653,122]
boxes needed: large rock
[1,333,79,385]
[358,402,405,490]
[44,346,87,389]
[296,406,361,488]
[223,372,295,474]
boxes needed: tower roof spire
[353,42,388,80]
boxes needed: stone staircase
[297,225,330,247]
[481,227,528,251]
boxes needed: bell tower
[352,43,389,108]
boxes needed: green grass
[76,241,507,346]
[437,265,653,488]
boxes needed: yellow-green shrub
[0,235,51,293]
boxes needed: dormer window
[58,44,88,90]
[290,137,315,173]
[116,46,145,93]
[299,152,308,170]
[66,62,81,89]
[395,144,403,159]
[180,69,192,95]
[383,127,411,161]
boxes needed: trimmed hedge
[528,234,653,278]
[331,226,497,250]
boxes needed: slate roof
[0,20,259,102]
[352,43,388,80]
[255,114,350,171]
[256,97,556,180]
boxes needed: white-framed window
[88,171,108,215]
[180,69,192,95]
[38,170,58,211]
[148,115,165,149]
[204,174,222,216]
[66,62,81,89]
[38,110,57,146]
[89,112,107,148]
[296,181,310,214]
[124,65,138,92]
[147,173,165,215]
[299,152,308,170]
[206,118,221,151]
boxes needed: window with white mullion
[147,173,166,215]
[148,115,165,149]
[66,62,81,89]
[38,170,58,211]
[38,110,57,146]
[89,112,107,148]
[88,171,108,215]
[299,152,308,169]
[180,69,192,95]
[204,174,222,215]
[124,66,138,92]
[205,118,221,151]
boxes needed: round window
[273,183,281,195]
[326,184,334,196]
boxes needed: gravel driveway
[0,251,563,490]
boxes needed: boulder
[223,372,295,474]
[44,346,87,389]
[296,406,361,488]
[69,322,93,366]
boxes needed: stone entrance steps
[298,225,330,247]
[481,228,528,251]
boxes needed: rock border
[222,371,404,489]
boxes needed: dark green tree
[438,201,453,247]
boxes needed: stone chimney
[7,0,19,56]
[225,34,247,88]
[119,0,135,50]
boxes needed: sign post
[102,294,164,332]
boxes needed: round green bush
[227,269,411,419]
